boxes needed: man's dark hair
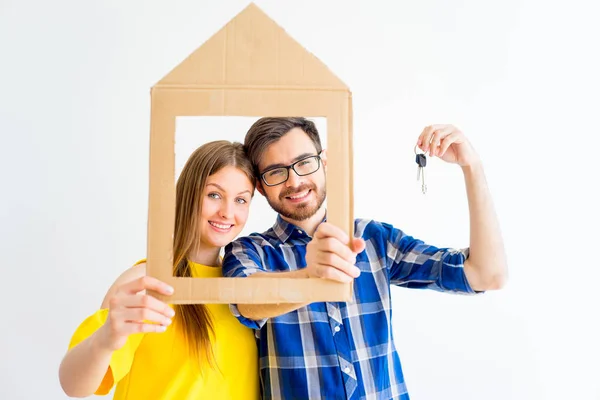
[244,117,322,174]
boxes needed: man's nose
[285,168,303,187]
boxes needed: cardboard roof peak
[154,2,349,91]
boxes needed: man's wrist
[461,158,483,175]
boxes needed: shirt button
[297,229,303,234]
[334,326,340,332]
[344,367,350,374]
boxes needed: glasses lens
[262,156,321,186]
[295,156,319,175]
[263,168,288,186]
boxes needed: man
[222,117,507,400]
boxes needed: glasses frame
[260,153,323,187]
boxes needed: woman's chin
[204,233,237,249]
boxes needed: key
[415,153,427,194]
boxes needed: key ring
[414,144,426,155]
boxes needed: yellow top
[67,261,259,399]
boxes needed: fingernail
[165,285,174,294]
[164,318,172,326]
[157,325,167,332]
[167,308,175,317]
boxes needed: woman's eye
[236,198,247,204]
[208,193,221,199]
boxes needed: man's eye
[268,169,285,177]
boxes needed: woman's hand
[96,276,175,351]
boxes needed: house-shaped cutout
[146,2,354,304]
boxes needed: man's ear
[256,180,266,196]
[320,149,328,170]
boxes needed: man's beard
[266,182,326,222]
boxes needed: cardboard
[146,3,354,304]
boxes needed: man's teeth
[209,222,232,229]
[289,190,309,199]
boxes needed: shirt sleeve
[222,237,269,330]
[380,221,482,294]
[67,309,145,395]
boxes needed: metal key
[415,153,427,194]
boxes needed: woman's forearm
[58,329,113,398]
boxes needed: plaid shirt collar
[271,213,327,243]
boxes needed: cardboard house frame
[146,3,354,304]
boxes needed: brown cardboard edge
[148,277,352,304]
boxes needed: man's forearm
[237,269,311,320]
[462,161,508,291]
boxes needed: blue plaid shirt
[223,215,478,400]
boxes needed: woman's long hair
[172,140,255,368]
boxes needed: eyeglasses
[260,154,322,187]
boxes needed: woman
[58,141,259,399]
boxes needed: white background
[1,1,599,399]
